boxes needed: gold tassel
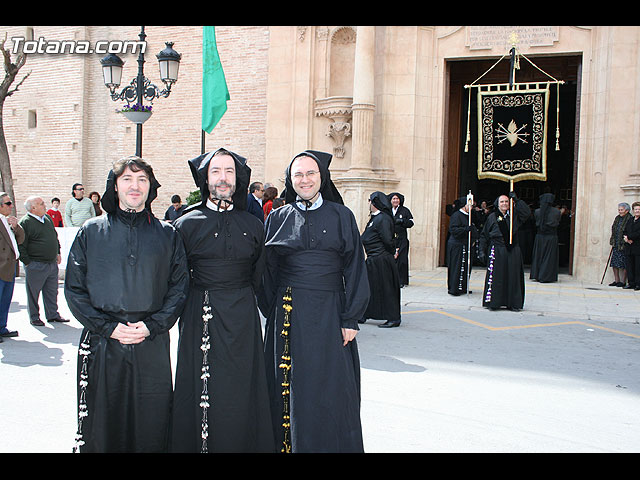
[464,86,471,152]
[279,287,293,453]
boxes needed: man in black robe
[479,192,531,311]
[447,196,478,296]
[64,156,189,453]
[258,150,369,453]
[362,191,401,327]
[387,192,414,287]
[170,148,274,453]
[530,193,561,283]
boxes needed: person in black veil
[447,196,478,296]
[258,150,369,453]
[479,192,531,311]
[170,148,275,453]
[64,156,189,452]
[387,192,414,287]
[362,191,401,327]
[530,193,561,283]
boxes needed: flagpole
[201,130,206,154]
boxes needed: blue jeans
[0,277,15,334]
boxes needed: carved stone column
[350,26,375,174]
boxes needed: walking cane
[600,246,613,284]
[467,190,474,296]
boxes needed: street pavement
[1,267,639,453]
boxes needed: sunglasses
[2,201,12,206]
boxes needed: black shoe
[0,330,18,337]
[358,319,367,324]
[635,286,640,291]
[609,281,619,286]
[623,285,634,289]
[378,321,400,328]
[616,282,625,287]
[30,319,45,326]
[47,317,70,323]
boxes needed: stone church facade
[3,26,640,282]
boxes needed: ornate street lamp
[100,26,181,157]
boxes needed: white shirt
[0,214,19,259]
[296,193,323,211]
[252,193,262,206]
[28,212,46,223]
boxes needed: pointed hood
[187,147,251,210]
[387,192,405,207]
[369,191,393,218]
[101,157,161,215]
[283,150,343,205]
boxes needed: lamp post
[100,26,181,157]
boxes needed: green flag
[202,26,230,133]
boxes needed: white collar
[296,193,323,211]
[28,212,46,223]
[206,198,234,212]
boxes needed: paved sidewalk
[404,267,640,324]
[1,268,639,452]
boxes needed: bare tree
[0,33,30,212]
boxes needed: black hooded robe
[170,149,275,453]
[64,167,189,453]
[258,150,369,453]
[447,202,478,296]
[480,196,531,310]
[530,193,561,283]
[362,192,401,323]
[387,192,414,286]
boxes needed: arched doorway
[440,54,581,273]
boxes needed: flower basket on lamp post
[118,104,153,124]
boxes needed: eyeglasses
[292,170,319,180]
[75,187,84,191]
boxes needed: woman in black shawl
[362,191,401,327]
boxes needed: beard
[208,180,235,201]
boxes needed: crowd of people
[0,148,415,453]
[2,147,638,452]
[445,192,640,313]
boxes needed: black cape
[362,192,401,322]
[170,149,275,453]
[387,192,414,286]
[65,170,189,453]
[479,197,531,310]
[447,207,478,295]
[530,193,561,283]
[258,150,369,452]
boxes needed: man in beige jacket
[0,192,24,342]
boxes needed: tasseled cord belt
[200,290,213,453]
[279,287,293,453]
[73,330,91,452]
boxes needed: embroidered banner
[477,86,549,182]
